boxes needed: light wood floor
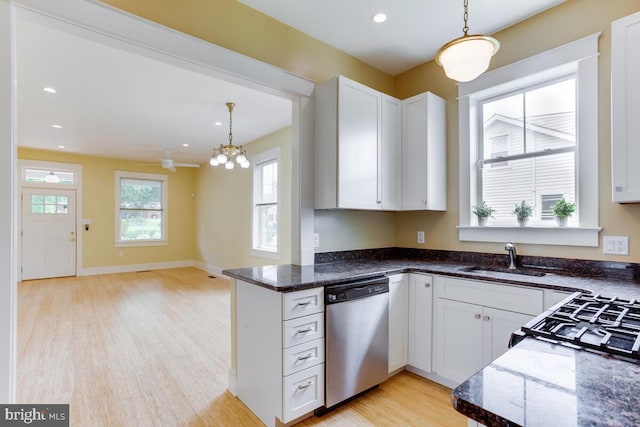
[17,267,467,426]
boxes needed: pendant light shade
[435,0,500,83]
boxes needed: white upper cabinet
[316,75,391,210]
[612,11,640,203]
[381,95,402,210]
[401,92,447,210]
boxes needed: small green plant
[473,201,496,218]
[512,200,533,219]
[551,198,576,218]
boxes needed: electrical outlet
[417,231,425,244]
[603,236,629,255]
[313,233,320,248]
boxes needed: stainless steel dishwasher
[323,276,389,409]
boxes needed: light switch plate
[313,233,320,248]
[603,236,629,255]
[417,231,425,244]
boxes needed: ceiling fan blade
[168,165,176,173]
[173,163,200,168]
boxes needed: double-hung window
[458,33,601,246]
[115,171,168,246]
[252,147,281,258]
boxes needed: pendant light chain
[228,102,234,145]
[462,0,469,35]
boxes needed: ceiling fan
[142,150,200,172]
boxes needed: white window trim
[114,171,168,247]
[251,147,281,259]
[458,32,602,247]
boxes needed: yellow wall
[393,0,640,262]
[18,148,196,268]
[195,127,292,269]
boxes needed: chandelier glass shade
[435,0,499,83]
[210,102,250,169]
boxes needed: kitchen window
[252,147,281,258]
[115,171,168,246]
[458,33,601,246]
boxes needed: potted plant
[551,198,576,227]
[512,200,533,227]
[473,201,495,226]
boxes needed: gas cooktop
[511,293,640,361]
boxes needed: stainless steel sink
[460,266,546,277]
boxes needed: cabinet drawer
[283,287,324,320]
[283,313,324,348]
[283,338,325,376]
[282,364,325,423]
[435,276,543,316]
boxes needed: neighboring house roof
[484,111,575,142]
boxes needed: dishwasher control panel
[325,277,389,304]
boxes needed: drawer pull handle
[295,327,312,335]
[295,301,312,307]
[297,381,313,390]
[297,353,313,362]
[474,313,481,319]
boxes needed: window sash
[252,148,281,256]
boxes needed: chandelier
[209,102,250,170]
[435,0,500,83]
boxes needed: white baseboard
[79,260,194,276]
[193,261,231,281]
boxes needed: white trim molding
[458,33,601,247]
[193,260,231,281]
[80,259,194,276]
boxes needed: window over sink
[457,33,601,247]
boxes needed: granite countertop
[452,337,640,427]
[223,257,640,299]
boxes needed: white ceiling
[15,1,566,165]
[15,14,293,165]
[238,0,566,75]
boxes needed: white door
[388,274,408,373]
[484,307,533,363]
[408,274,433,372]
[21,188,76,280]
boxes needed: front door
[21,188,77,280]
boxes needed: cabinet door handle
[484,315,490,321]
[474,313,481,319]
[295,327,312,335]
[296,353,313,362]
[295,301,312,307]
[425,283,431,288]
[297,381,313,390]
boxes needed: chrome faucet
[505,242,517,269]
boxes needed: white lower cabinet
[433,276,542,385]
[408,273,433,373]
[236,281,325,427]
[388,274,409,373]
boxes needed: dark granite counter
[223,257,640,299]
[452,337,640,426]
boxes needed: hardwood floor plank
[17,268,466,426]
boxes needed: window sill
[458,225,601,247]
[115,240,168,248]
[251,249,280,260]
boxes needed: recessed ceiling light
[43,87,57,94]
[214,122,223,126]
[182,143,190,147]
[372,12,387,23]
[57,145,65,149]
[51,124,63,129]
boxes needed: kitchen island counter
[451,337,640,427]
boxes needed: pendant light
[435,0,500,83]
[209,102,250,169]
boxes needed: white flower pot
[555,217,568,227]
[477,216,488,227]
[517,217,529,227]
